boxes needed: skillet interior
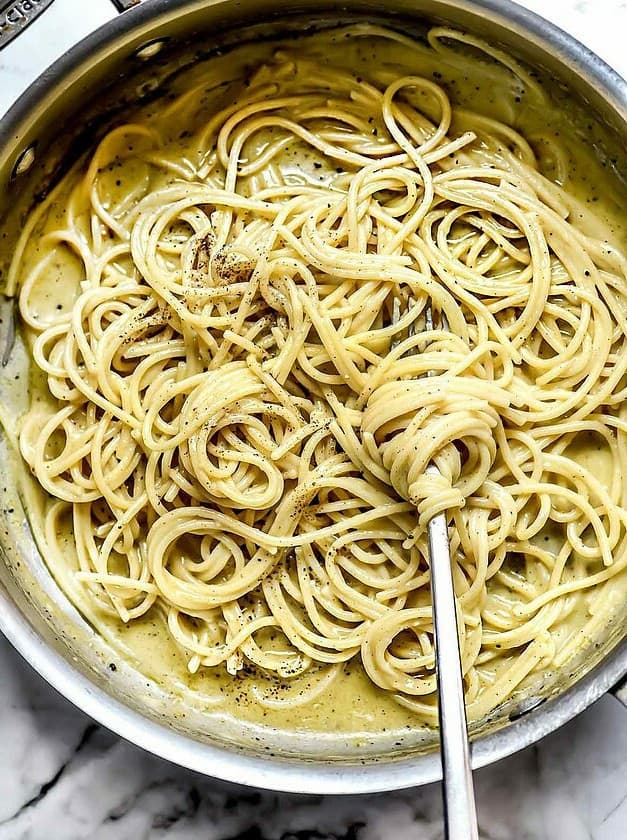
[0,0,625,792]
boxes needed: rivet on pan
[508,695,546,722]
[135,39,168,61]
[11,145,36,179]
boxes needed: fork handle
[428,510,479,840]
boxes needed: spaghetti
[9,24,627,725]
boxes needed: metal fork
[392,297,479,840]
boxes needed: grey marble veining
[1,1,627,838]
[2,638,627,840]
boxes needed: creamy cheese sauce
[3,24,627,738]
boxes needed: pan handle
[610,674,627,709]
[0,0,149,53]
[110,0,152,9]
[0,0,58,50]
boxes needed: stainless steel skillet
[0,0,625,795]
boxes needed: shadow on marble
[1,638,626,840]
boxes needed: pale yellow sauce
[5,25,627,739]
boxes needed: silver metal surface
[612,674,627,708]
[0,0,149,53]
[111,0,149,11]
[0,0,625,795]
[0,0,56,50]
[429,510,479,840]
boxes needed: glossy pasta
[10,24,627,725]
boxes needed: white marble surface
[1,1,626,838]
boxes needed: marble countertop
[1,1,626,838]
